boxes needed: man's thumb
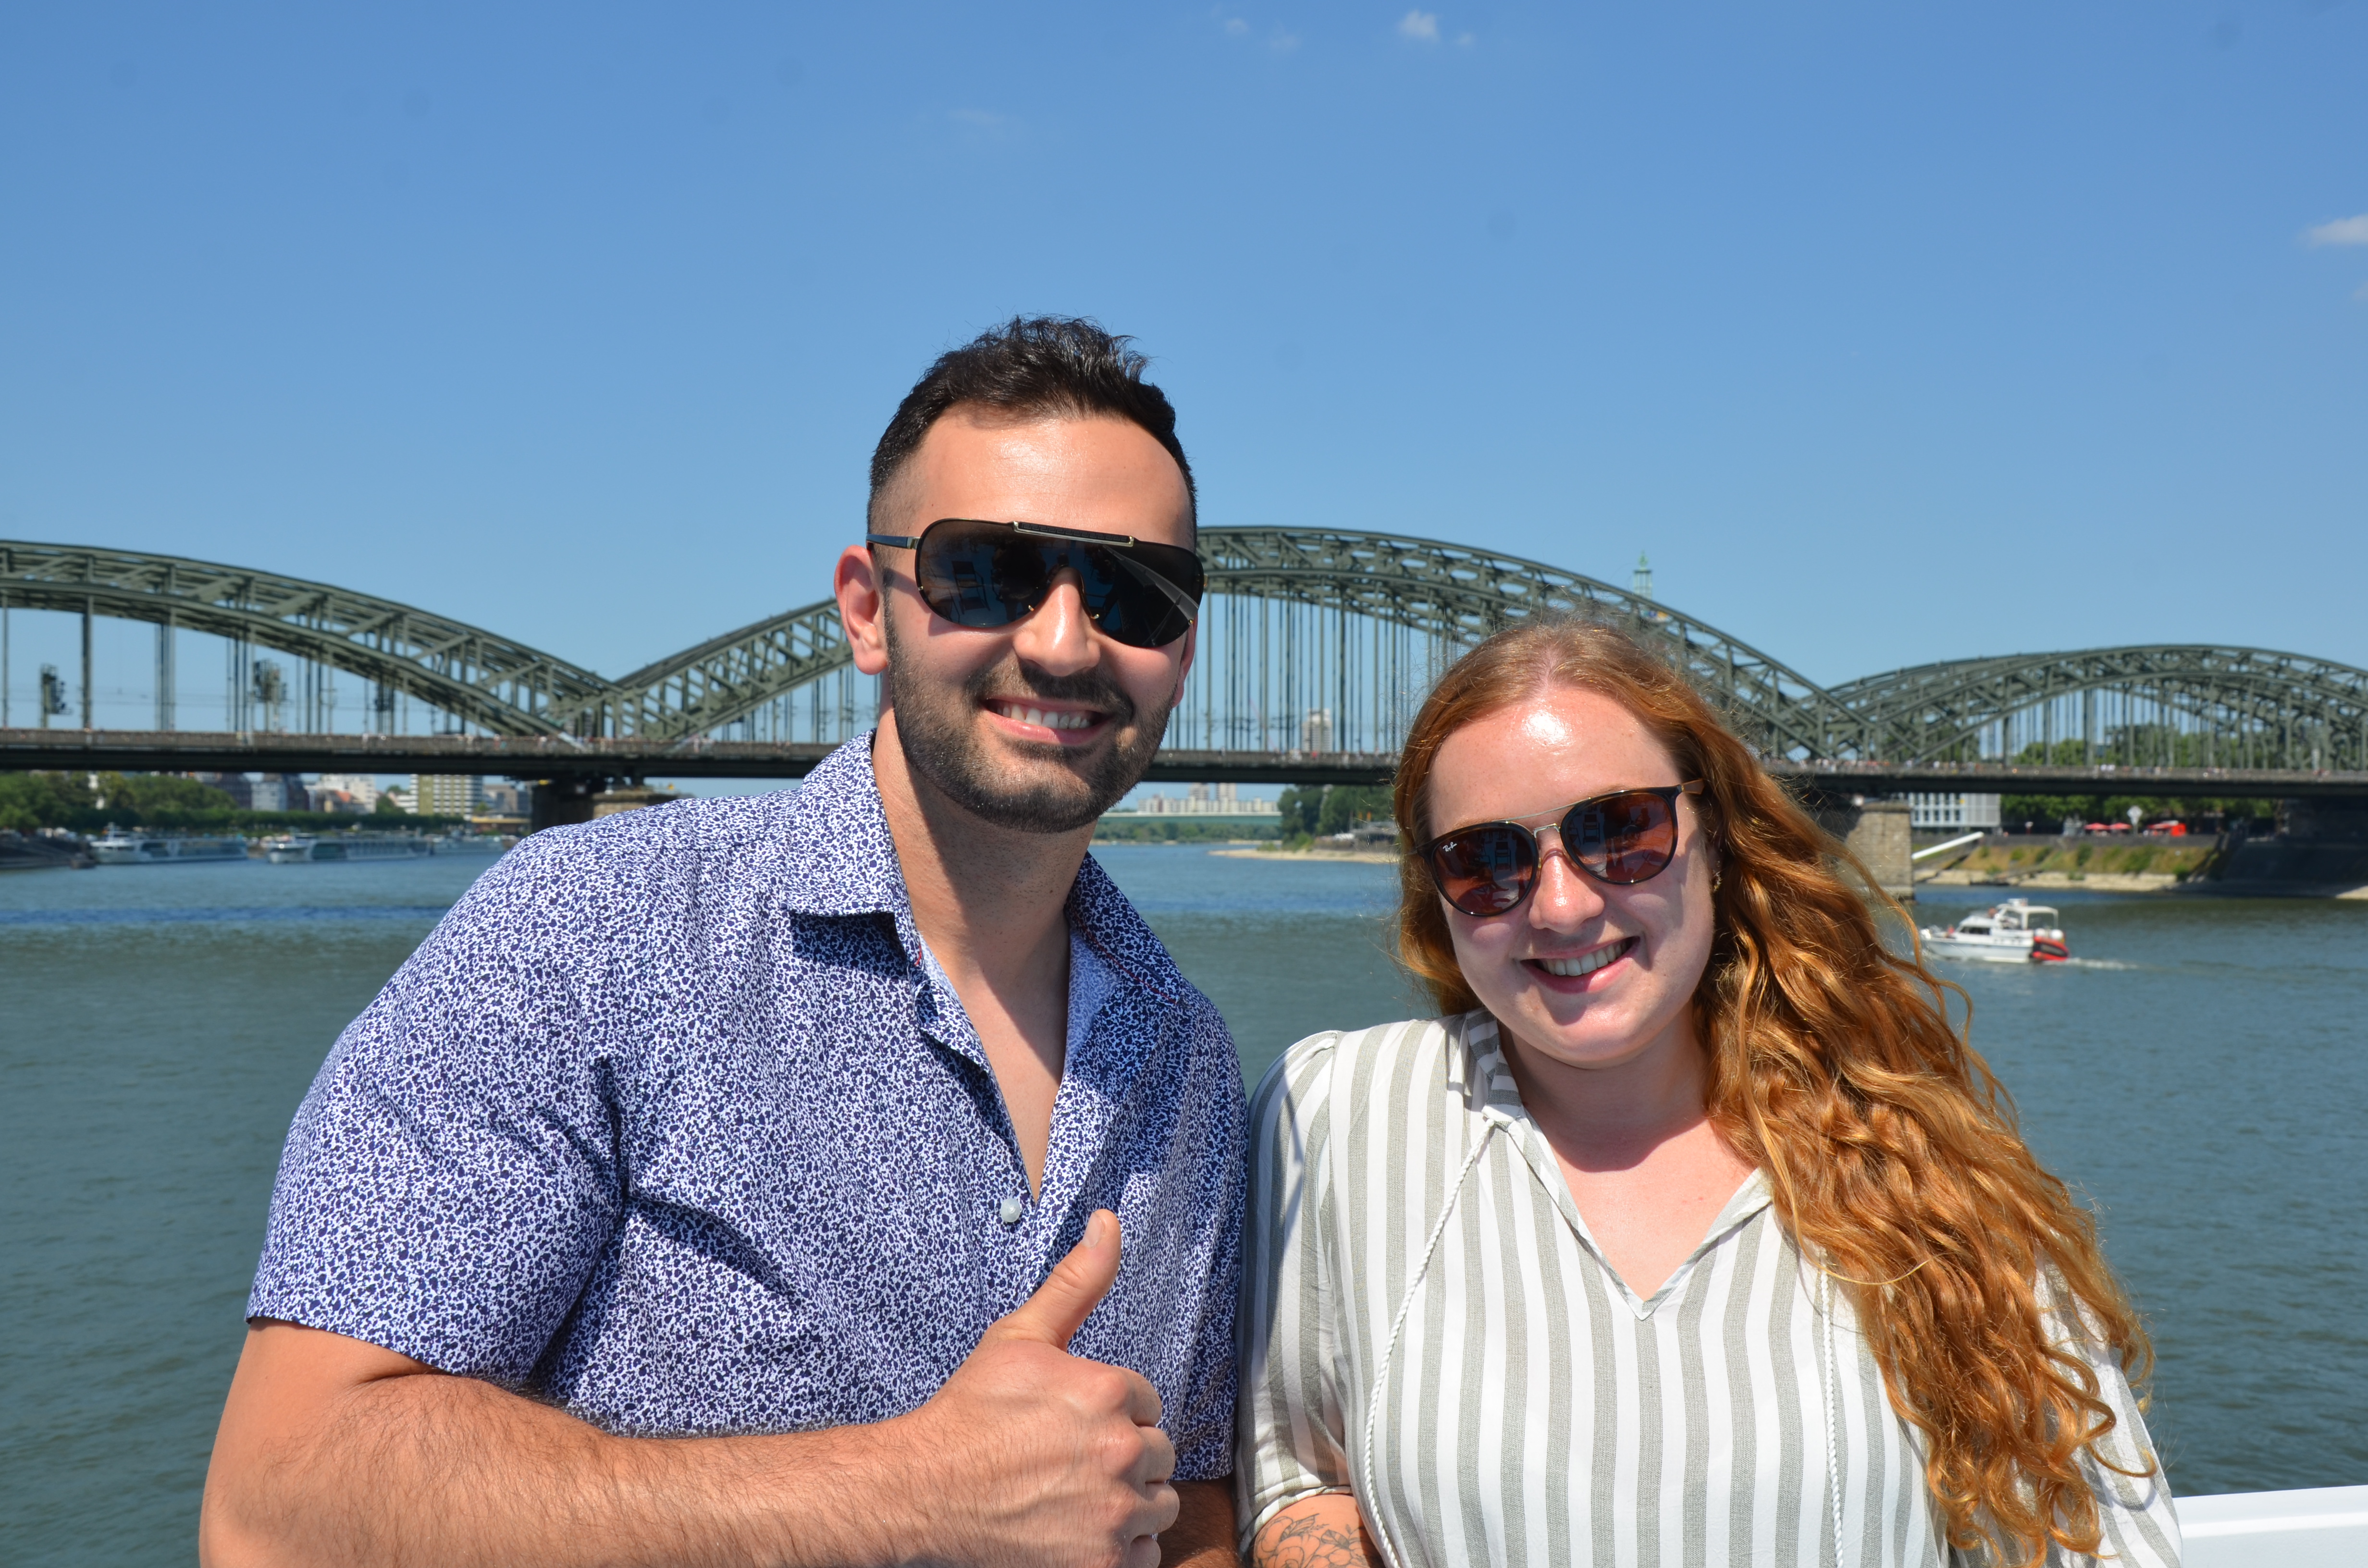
[994,1209,1121,1351]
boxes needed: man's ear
[834,545,892,677]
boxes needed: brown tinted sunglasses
[1418,782,1706,917]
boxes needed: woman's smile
[1524,934,1639,988]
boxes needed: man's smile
[982,696,1111,741]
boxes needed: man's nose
[1528,834,1608,931]
[1009,569,1097,676]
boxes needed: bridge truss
[4,534,2364,781]
[1831,646,2368,774]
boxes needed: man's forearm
[1161,1480,1242,1568]
[203,1363,897,1568]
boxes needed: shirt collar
[1460,1010,1776,1311]
[776,735,911,919]
[776,734,1188,1009]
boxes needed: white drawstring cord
[1819,1270,1848,1568]
[1357,1123,1496,1568]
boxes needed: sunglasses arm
[1108,548,1202,625]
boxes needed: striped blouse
[1235,1013,2182,1568]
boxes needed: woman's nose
[1527,836,1608,929]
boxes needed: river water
[2,842,2363,1562]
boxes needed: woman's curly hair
[1391,617,2154,1567]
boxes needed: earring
[1712,868,1725,892]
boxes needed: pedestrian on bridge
[202,318,1245,1568]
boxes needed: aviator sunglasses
[865,517,1205,650]
[1419,781,1707,917]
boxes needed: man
[201,317,1247,1568]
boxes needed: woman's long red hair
[1392,618,2152,1567]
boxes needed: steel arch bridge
[1830,647,2368,773]
[4,534,2364,779]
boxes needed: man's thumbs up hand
[883,1210,1178,1568]
[989,1208,1125,1353]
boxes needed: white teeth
[1540,939,1634,978]
[999,702,1094,731]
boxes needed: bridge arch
[0,541,608,736]
[633,528,1859,759]
[1831,646,2368,773]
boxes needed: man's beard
[884,620,1175,835]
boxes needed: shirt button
[999,1196,1025,1226]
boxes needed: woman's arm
[1249,1494,1381,1568]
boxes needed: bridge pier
[2208,796,2368,897]
[526,775,606,834]
[1809,796,1914,903]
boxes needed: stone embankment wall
[2214,797,2368,896]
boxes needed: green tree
[0,772,92,831]
[1317,784,1393,836]
[96,772,240,822]
[0,772,73,830]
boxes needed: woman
[1235,619,2177,1568]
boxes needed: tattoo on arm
[1263,1510,1380,1568]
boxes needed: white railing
[2181,1486,2368,1567]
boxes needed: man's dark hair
[868,316,1196,527]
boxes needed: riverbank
[1211,845,1398,866]
[1921,867,2183,892]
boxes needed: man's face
[852,408,1196,834]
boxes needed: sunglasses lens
[1070,546,1194,649]
[913,524,1048,629]
[1428,827,1537,916]
[1567,792,1679,883]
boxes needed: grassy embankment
[1921,839,2216,887]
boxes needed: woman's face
[1425,686,1720,1076]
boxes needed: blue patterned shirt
[249,736,1248,1478]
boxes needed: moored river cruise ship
[88,830,248,865]
[262,833,436,863]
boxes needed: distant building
[1113,782,1279,817]
[208,772,309,812]
[412,774,484,817]
[309,773,383,813]
[1904,793,2001,831]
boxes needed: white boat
[1919,898,2070,964]
[262,833,435,863]
[89,829,249,865]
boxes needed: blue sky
[3,1,2364,716]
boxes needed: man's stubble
[883,610,1177,835]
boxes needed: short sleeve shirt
[248,736,1249,1478]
